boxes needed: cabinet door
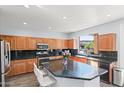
[56,39,62,49]
[1,35,15,50]
[36,38,43,43]
[94,34,99,54]
[13,60,27,75]
[99,33,116,51]
[68,39,74,49]
[15,36,27,50]
[99,35,108,51]
[80,58,87,63]
[42,38,49,44]
[106,34,116,51]
[26,59,37,72]
[64,40,68,49]
[48,39,56,49]
[27,37,37,50]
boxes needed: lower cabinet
[69,56,87,63]
[7,58,37,76]
[26,59,37,72]
[13,60,27,75]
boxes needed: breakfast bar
[41,59,107,87]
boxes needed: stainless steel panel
[113,68,124,86]
[0,40,11,87]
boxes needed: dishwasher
[113,67,124,86]
[38,57,50,69]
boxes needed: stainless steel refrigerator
[0,40,11,87]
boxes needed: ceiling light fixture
[107,14,111,17]
[62,16,67,20]
[24,5,30,8]
[23,22,27,25]
[48,27,52,30]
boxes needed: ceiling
[0,5,124,33]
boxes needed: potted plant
[62,50,71,65]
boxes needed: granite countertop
[42,59,107,80]
[75,54,117,64]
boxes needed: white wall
[0,29,69,39]
[68,18,124,68]
[119,24,124,68]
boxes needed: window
[79,35,94,54]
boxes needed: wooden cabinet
[63,40,68,49]
[1,35,75,50]
[27,37,37,50]
[13,60,27,75]
[26,58,37,72]
[94,34,99,54]
[42,38,49,44]
[0,35,15,50]
[7,58,37,76]
[36,38,43,43]
[56,39,62,49]
[48,39,56,49]
[99,33,116,51]
[68,39,74,49]
[15,36,27,50]
[69,56,87,63]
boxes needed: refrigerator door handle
[4,66,11,75]
[7,42,11,67]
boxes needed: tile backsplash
[99,51,117,59]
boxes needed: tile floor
[6,73,116,87]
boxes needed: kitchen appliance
[113,67,124,86]
[99,62,110,83]
[37,43,48,50]
[38,57,50,69]
[0,40,11,87]
[98,51,117,83]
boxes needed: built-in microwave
[37,43,48,50]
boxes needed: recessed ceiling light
[24,5,30,8]
[23,22,27,25]
[107,14,111,17]
[48,27,52,30]
[62,16,67,20]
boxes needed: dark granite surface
[11,49,78,60]
[42,59,107,80]
[76,54,117,64]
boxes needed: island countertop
[42,59,107,80]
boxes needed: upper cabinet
[0,35,15,50]
[68,39,74,49]
[94,34,99,54]
[99,33,116,51]
[0,35,75,50]
[63,40,68,49]
[15,36,28,50]
[36,38,43,43]
[56,39,63,49]
[27,37,37,50]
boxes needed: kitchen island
[41,59,107,87]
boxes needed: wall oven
[37,43,48,50]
